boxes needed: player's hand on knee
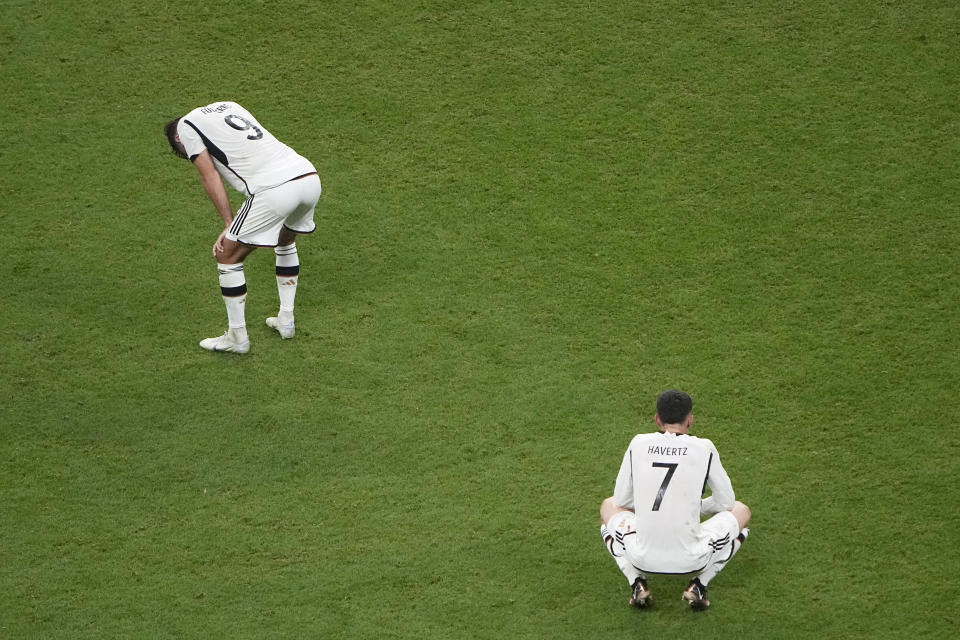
[213,229,228,256]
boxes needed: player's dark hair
[164,117,187,159]
[657,389,693,425]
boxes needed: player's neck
[659,425,688,435]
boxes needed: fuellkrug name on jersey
[647,445,688,456]
[201,103,231,114]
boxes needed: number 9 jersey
[176,101,317,196]
[611,430,736,573]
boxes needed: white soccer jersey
[177,101,316,196]
[612,431,735,573]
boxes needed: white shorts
[607,510,740,574]
[226,174,322,247]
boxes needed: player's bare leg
[600,496,628,525]
[267,226,299,339]
[200,238,255,354]
[731,501,751,531]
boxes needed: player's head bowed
[656,389,693,425]
[164,118,188,159]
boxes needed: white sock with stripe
[274,244,299,324]
[218,263,248,339]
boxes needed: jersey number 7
[651,462,678,511]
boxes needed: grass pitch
[2,1,958,637]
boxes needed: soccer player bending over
[600,389,751,611]
[164,101,321,354]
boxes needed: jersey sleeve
[612,439,636,509]
[177,118,207,161]
[699,439,736,516]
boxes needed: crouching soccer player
[599,389,751,610]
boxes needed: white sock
[274,244,298,323]
[218,263,247,337]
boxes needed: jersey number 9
[224,114,264,140]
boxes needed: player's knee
[733,501,751,529]
[599,497,618,523]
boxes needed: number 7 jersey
[612,431,736,572]
[177,101,316,196]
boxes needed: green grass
[2,1,959,637]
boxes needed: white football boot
[265,316,295,339]
[199,329,250,354]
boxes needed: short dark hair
[164,117,187,159]
[656,389,693,424]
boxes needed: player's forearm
[192,152,233,226]
[701,482,735,515]
[612,486,633,511]
[700,451,736,515]
[201,175,233,226]
[700,495,725,515]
